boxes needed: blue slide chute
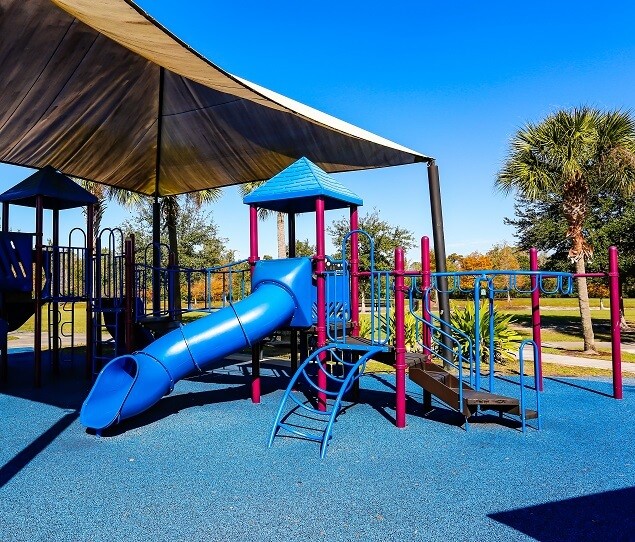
[80,258,314,431]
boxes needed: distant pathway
[8,331,635,372]
[525,340,635,372]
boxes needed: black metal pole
[152,67,165,317]
[1,202,8,232]
[0,202,8,383]
[427,161,453,360]
[152,196,161,316]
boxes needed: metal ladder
[269,343,383,458]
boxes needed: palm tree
[496,107,635,353]
[238,182,286,258]
[160,190,222,317]
[161,190,222,264]
[76,179,142,245]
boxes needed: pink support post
[350,206,360,337]
[249,205,259,270]
[249,205,261,403]
[394,247,406,428]
[529,248,543,391]
[608,246,623,399]
[34,196,43,387]
[421,236,431,355]
[86,203,94,380]
[124,235,134,354]
[315,197,327,411]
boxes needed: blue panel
[0,232,34,292]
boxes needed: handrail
[408,287,475,405]
[518,339,542,433]
[432,269,574,296]
[269,344,384,458]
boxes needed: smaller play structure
[0,166,97,386]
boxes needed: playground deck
[0,351,633,542]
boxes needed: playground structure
[0,162,624,457]
[71,158,625,457]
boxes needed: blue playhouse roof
[243,157,363,213]
[0,165,98,210]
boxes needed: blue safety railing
[517,339,541,432]
[269,343,385,458]
[325,229,391,348]
[408,268,573,430]
[134,256,250,320]
[409,285,475,411]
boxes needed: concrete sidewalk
[524,340,635,372]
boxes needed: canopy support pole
[152,67,165,317]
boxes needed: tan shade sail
[0,0,428,196]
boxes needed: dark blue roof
[242,157,363,213]
[0,166,98,210]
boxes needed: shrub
[450,303,522,364]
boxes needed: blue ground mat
[0,354,633,542]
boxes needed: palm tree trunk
[277,212,286,258]
[164,198,182,320]
[575,258,596,353]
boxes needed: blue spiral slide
[80,258,314,432]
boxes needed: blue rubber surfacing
[0,357,634,542]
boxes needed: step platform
[409,361,538,423]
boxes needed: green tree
[328,208,415,271]
[121,197,234,269]
[507,188,635,297]
[487,243,523,299]
[293,238,315,257]
[497,107,635,352]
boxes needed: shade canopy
[244,157,363,214]
[0,0,429,197]
[0,165,98,210]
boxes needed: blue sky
[2,1,635,261]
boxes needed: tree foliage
[506,188,635,294]
[496,107,635,351]
[120,198,235,269]
[292,238,315,257]
[328,208,415,271]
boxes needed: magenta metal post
[421,236,431,355]
[249,205,261,403]
[51,208,60,375]
[34,195,44,387]
[394,247,406,428]
[529,248,543,391]
[350,206,360,338]
[124,235,135,354]
[85,203,94,380]
[315,197,327,411]
[608,246,623,399]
